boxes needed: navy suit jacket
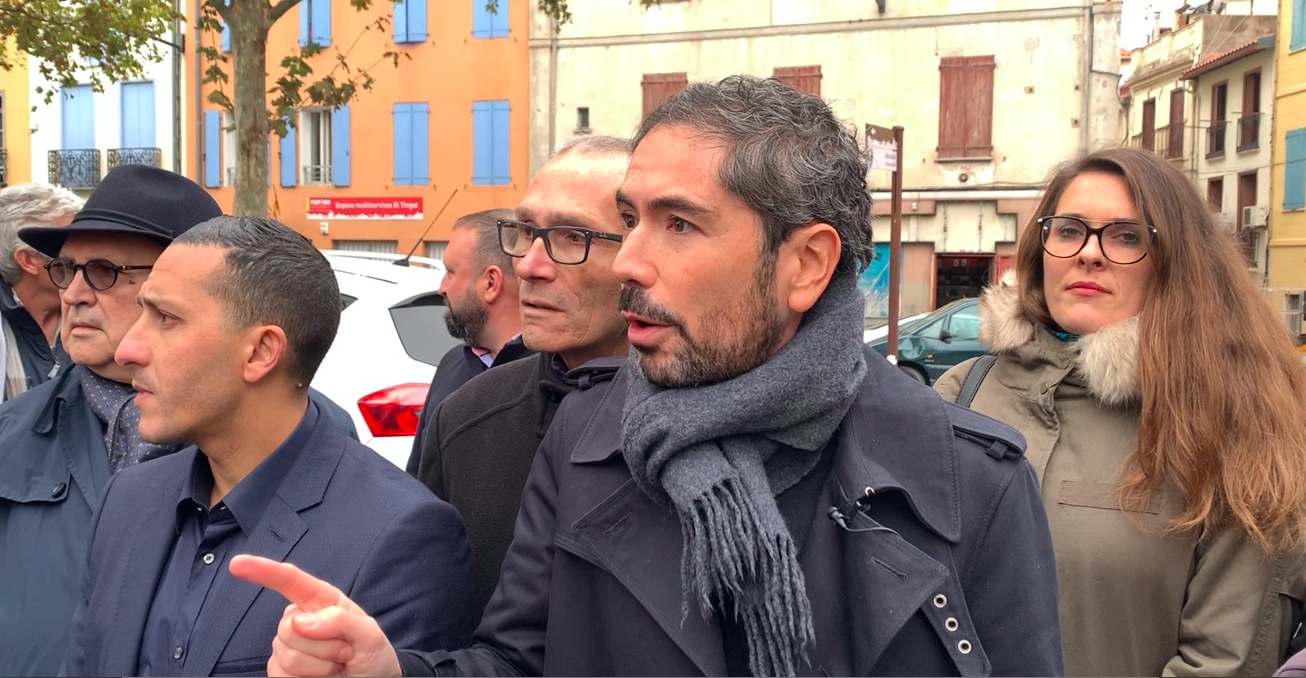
[61,412,474,677]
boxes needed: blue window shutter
[1294,0,1306,51]
[280,123,297,187]
[472,0,491,38]
[491,100,510,185]
[393,0,408,43]
[1286,129,1306,211]
[204,110,221,188]
[414,103,430,184]
[332,105,351,186]
[61,85,95,149]
[120,82,155,149]
[312,0,331,46]
[299,1,309,46]
[493,0,508,37]
[393,104,412,185]
[220,0,231,51]
[472,101,491,184]
[410,0,427,41]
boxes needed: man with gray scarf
[233,76,1064,677]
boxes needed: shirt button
[202,553,215,565]
[173,646,184,660]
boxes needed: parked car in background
[867,297,986,385]
[863,312,929,344]
[313,251,460,468]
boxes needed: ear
[241,325,290,386]
[14,248,47,276]
[481,266,504,305]
[776,223,840,315]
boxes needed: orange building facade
[183,0,530,253]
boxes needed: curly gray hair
[0,184,84,284]
[632,75,873,275]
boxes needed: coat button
[202,553,215,565]
[933,593,947,608]
[173,646,184,660]
[51,482,67,499]
[958,639,972,654]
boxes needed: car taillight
[358,383,430,437]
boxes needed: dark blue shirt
[136,402,319,677]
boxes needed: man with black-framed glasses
[0,165,357,677]
[408,135,632,623]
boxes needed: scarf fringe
[683,480,813,677]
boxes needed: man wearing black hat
[0,165,356,677]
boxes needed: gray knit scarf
[621,272,868,677]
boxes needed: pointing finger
[229,554,355,614]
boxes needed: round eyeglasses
[45,258,154,291]
[497,219,624,266]
[1038,216,1156,265]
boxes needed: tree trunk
[231,0,272,216]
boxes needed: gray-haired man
[0,183,83,400]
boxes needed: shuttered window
[393,102,430,186]
[1285,128,1306,211]
[394,0,427,43]
[937,56,995,160]
[642,72,688,117]
[772,66,822,96]
[299,0,331,47]
[472,0,508,38]
[472,100,510,186]
[333,240,399,254]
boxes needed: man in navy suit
[61,216,473,677]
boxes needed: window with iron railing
[300,109,332,185]
[49,149,102,189]
[1206,120,1227,159]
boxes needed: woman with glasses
[935,146,1306,677]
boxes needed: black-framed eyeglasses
[496,219,624,266]
[45,258,153,291]
[1038,215,1157,265]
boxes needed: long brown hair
[1015,145,1306,553]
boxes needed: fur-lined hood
[979,271,1140,406]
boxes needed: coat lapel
[102,455,188,677]
[185,418,342,677]
[185,498,308,677]
[560,479,727,677]
[561,370,727,677]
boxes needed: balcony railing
[1153,124,1188,162]
[1238,114,1261,152]
[107,147,162,169]
[48,149,102,190]
[303,164,332,185]
[1206,120,1227,159]
[0,148,8,188]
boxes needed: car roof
[323,250,445,304]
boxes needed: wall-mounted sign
[307,197,424,220]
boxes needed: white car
[312,250,460,468]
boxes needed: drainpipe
[547,16,559,156]
[172,0,183,173]
[1081,0,1094,150]
[194,0,204,181]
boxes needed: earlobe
[784,224,840,314]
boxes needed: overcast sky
[1121,0,1186,49]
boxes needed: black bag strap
[956,354,998,408]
